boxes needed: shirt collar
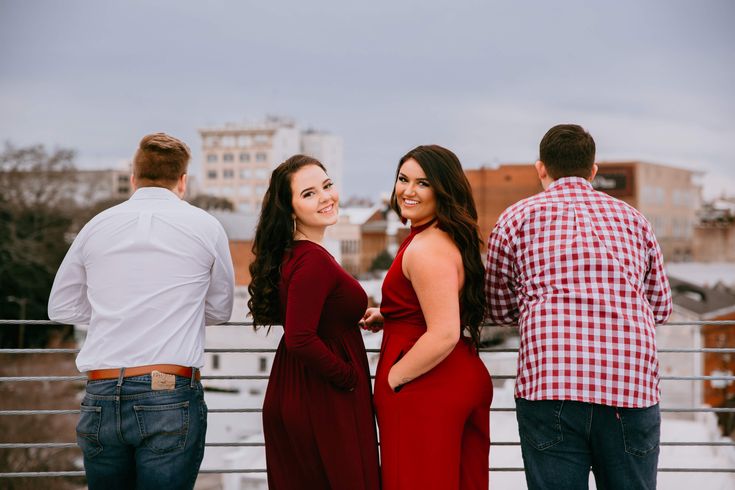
[548,176,594,191]
[130,186,181,201]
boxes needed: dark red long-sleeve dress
[262,241,380,490]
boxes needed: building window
[255,152,267,162]
[258,357,268,373]
[240,169,252,179]
[223,169,234,179]
[207,170,217,179]
[223,153,234,162]
[212,354,220,370]
[254,168,268,179]
[205,136,221,147]
[207,154,218,163]
[341,240,359,255]
[239,152,251,162]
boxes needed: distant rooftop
[667,262,735,289]
[669,276,735,318]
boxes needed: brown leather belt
[87,364,201,381]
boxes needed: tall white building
[300,128,344,190]
[199,117,343,212]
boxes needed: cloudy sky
[1,0,733,198]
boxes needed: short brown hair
[133,133,190,187]
[539,124,596,179]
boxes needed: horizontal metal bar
[0,349,79,354]
[658,348,735,354]
[4,347,735,356]
[3,440,734,451]
[2,319,734,326]
[5,373,734,383]
[4,467,735,478]
[4,407,735,417]
[0,472,87,477]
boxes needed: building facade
[465,164,543,239]
[199,118,343,212]
[466,161,701,261]
[594,161,701,262]
[693,198,735,262]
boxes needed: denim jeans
[515,398,660,490]
[76,371,208,490]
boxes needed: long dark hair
[390,145,486,348]
[248,155,326,327]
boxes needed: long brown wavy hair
[248,155,326,328]
[390,145,486,348]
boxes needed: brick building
[466,161,701,261]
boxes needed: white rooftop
[666,262,735,289]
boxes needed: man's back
[486,177,672,407]
[48,187,234,371]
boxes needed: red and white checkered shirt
[485,177,672,408]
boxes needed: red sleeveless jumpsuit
[374,221,494,490]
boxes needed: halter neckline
[410,218,437,234]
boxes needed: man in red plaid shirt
[485,124,672,489]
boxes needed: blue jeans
[77,372,207,490]
[515,398,660,490]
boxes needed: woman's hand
[359,307,384,332]
[387,367,403,391]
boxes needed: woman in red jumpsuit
[249,155,380,490]
[363,145,493,490]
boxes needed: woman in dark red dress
[362,145,493,489]
[248,155,380,490]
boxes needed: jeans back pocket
[515,398,564,451]
[619,404,661,457]
[134,401,190,454]
[76,405,103,459]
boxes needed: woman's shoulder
[404,226,460,266]
[409,226,458,254]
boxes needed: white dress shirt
[48,187,235,371]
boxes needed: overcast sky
[1,0,733,199]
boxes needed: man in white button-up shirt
[48,133,235,490]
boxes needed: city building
[693,198,735,262]
[199,117,343,212]
[1,166,133,209]
[667,277,735,430]
[209,211,258,286]
[325,203,408,277]
[593,161,701,262]
[466,161,701,261]
[464,164,542,238]
[300,128,344,190]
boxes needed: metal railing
[1,319,734,482]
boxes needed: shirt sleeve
[283,249,357,390]
[48,232,92,324]
[204,226,235,325]
[485,224,520,325]
[643,233,673,324]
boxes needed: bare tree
[0,143,78,346]
[189,193,235,211]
